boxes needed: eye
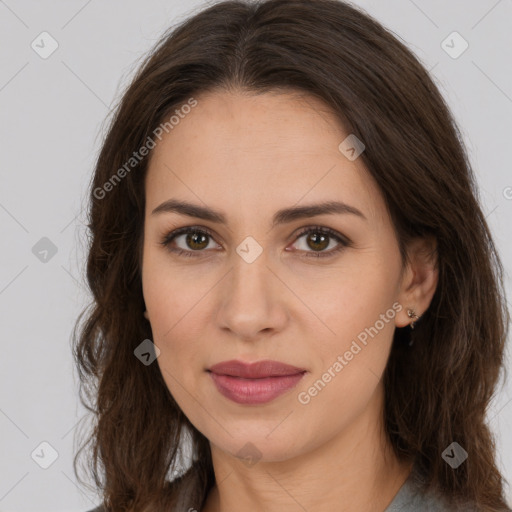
[160,226,221,257]
[289,226,350,258]
[160,225,351,259]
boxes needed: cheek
[142,247,211,340]
[315,261,398,340]
[141,253,202,384]
[296,312,395,432]
[301,256,400,393]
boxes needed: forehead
[144,89,383,226]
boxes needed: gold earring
[407,308,419,329]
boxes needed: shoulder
[384,466,480,512]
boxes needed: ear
[395,235,438,328]
[144,310,149,320]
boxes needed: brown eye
[185,231,209,250]
[160,226,220,257]
[161,225,350,259]
[304,232,330,252]
[291,226,350,258]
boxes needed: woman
[74,0,511,510]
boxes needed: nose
[215,250,289,341]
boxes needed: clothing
[383,465,475,511]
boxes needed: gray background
[0,0,511,510]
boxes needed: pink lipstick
[208,359,307,405]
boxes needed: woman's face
[141,89,415,463]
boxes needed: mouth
[208,359,307,378]
[207,359,307,405]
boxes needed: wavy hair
[72,0,511,510]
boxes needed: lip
[209,359,306,378]
[207,359,307,405]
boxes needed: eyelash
[159,225,351,259]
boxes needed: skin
[141,89,438,512]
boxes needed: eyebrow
[151,198,367,226]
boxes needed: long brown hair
[73,0,511,510]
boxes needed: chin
[208,426,307,465]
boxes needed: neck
[201,383,413,512]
